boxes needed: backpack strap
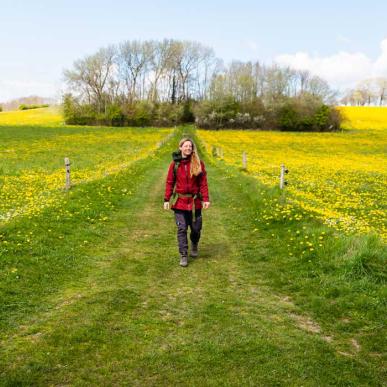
[173,160,180,184]
[170,161,180,206]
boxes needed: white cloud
[275,38,387,91]
[0,79,61,102]
[373,39,387,74]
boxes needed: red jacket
[164,156,209,211]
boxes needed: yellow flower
[199,124,387,241]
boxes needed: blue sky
[1,0,387,101]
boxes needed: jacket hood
[172,150,192,163]
[172,150,182,162]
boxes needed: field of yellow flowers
[0,106,63,126]
[198,109,387,240]
[338,106,387,130]
[0,108,172,224]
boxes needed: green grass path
[0,131,384,385]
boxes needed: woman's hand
[202,201,210,209]
[163,202,170,210]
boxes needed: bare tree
[148,39,172,102]
[263,64,292,104]
[306,75,337,104]
[64,46,116,112]
[375,77,387,105]
[64,39,338,111]
[339,77,387,106]
[118,40,154,102]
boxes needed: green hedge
[62,94,341,132]
[19,104,49,110]
[277,101,341,132]
[63,95,196,127]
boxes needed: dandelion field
[198,115,387,241]
[0,106,63,127]
[339,106,387,130]
[0,108,172,224]
[0,108,385,385]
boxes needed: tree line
[63,39,341,131]
[341,78,387,106]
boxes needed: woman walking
[164,137,210,267]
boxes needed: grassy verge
[195,131,386,383]
[0,127,178,333]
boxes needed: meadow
[198,110,387,241]
[339,106,387,130]
[0,106,63,127]
[0,107,385,385]
[0,108,172,223]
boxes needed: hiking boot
[190,243,198,258]
[180,255,188,267]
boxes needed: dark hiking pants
[173,209,202,256]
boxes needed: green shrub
[181,100,195,123]
[278,103,301,131]
[194,97,241,129]
[63,94,97,125]
[75,105,97,125]
[106,104,126,126]
[194,97,270,129]
[153,102,182,126]
[277,99,341,132]
[127,101,154,127]
[63,94,77,124]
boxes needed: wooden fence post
[65,157,71,190]
[280,164,289,189]
[242,151,247,170]
[212,146,223,159]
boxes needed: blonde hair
[179,137,202,177]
